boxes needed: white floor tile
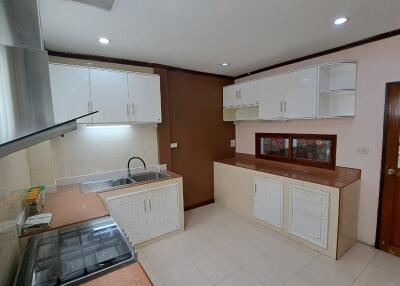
[284,274,318,286]
[300,257,354,286]
[357,263,400,286]
[346,243,378,261]
[220,239,265,267]
[245,254,297,286]
[317,251,373,278]
[244,229,287,253]
[372,251,400,276]
[267,241,318,272]
[216,269,265,286]
[137,204,400,286]
[160,264,212,286]
[194,251,241,283]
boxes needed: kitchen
[1,0,400,285]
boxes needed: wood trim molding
[235,28,400,79]
[47,50,234,80]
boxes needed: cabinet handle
[280,101,283,112]
[90,102,93,112]
[254,185,257,194]
[149,200,152,211]
[88,102,91,113]
[126,103,130,116]
[131,103,135,115]
[284,101,287,112]
[144,200,146,212]
[239,90,242,99]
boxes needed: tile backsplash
[27,124,159,186]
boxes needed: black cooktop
[15,217,136,286]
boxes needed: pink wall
[235,35,400,245]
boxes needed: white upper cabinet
[223,62,356,121]
[128,73,162,123]
[259,75,285,120]
[254,177,283,229]
[49,63,92,124]
[90,69,130,123]
[49,63,162,124]
[283,67,318,119]
[223,81,259,109]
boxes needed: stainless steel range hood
[0,0,95,158]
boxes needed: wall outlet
[357,148,370,155]
[230,139,236,148]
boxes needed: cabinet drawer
[291,185,326,205]
[291,210,328,247]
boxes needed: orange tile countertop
[216,153,361,189]
[20,184,109,238]
[81,263,153,286]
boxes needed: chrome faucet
[127,157,147,177]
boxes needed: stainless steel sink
[129,171,170,182]
[80,171,171,193]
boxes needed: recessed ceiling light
[98,37,110,45]
[334,17,349,25]
[221,63,230,67]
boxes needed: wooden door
[49,63,92,124]
[254,177,283,229]
[147,184,180,240]
[164,70,235,209]
[128,73,162,123]
[377,83,400,256]
[90,68,130,123]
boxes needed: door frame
[375,81,400,248]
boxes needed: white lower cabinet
[106,184,180,245]
[254,177,283,229]
[289,185,329,249]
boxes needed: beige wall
[0,150,31,286]
[235,35,400,245]
[28,125,159,185]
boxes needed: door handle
[387,169,396,176]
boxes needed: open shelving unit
[317,62,357,118]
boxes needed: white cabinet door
[239,81,260,106]
[49,64,92,124]
[289,185,329,249]
[259,75,284,119]
[283,67,318,119]
[223,85,239,108]
[148,184,180,240]
[128,73,161,123]
[107,192,148,245]
[90,68,130,123]
[254,177,283,228]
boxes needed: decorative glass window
[256,133,337,169]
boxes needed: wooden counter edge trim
[215,154,361,189]
[138,262,154,286]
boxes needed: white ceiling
[39,0,400,77]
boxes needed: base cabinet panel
[106,184,180,246]
[289,185,329,249]
[254,177,283,229]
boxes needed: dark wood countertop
[81,263,153,286]
[216,153,361,189]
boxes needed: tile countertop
[20,170,181,238]
[216,153,361,189]
[81,263,153,286]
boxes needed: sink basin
[129,171,170,182]
[109,177,135,187]
[80,171,171,193]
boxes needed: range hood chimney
[0,0,95,158]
